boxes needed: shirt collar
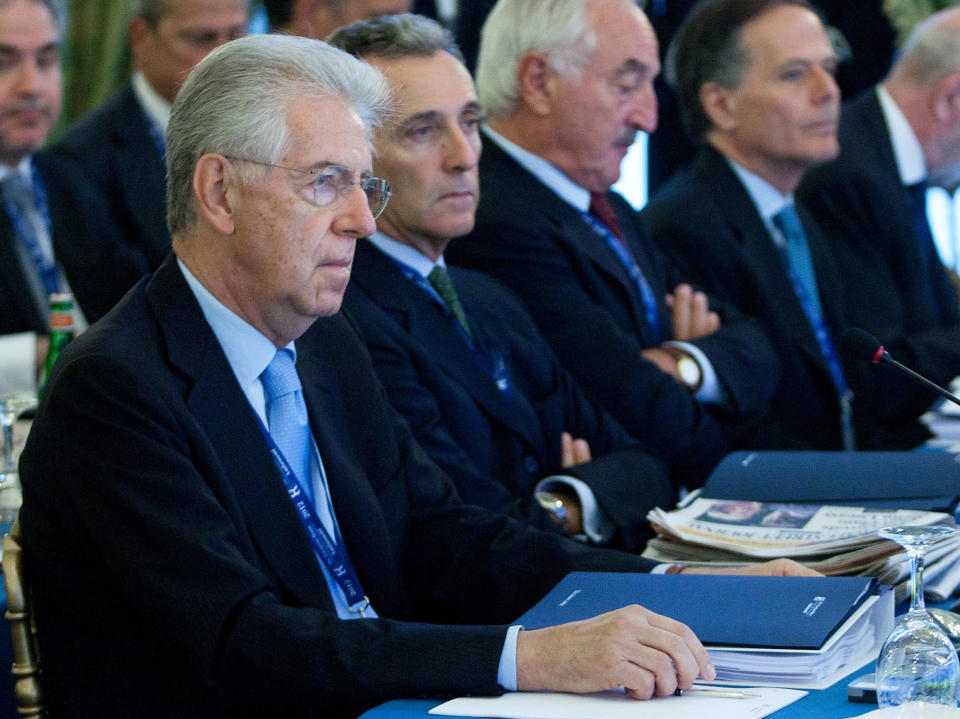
[177,257,286,398]
[0,156,33,183]
[876,85,926,186]
[366,231,445,278]
[132,70,172,136]
[482,125,592,213]
[727,157,794,223]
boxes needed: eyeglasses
[226,156,392,219]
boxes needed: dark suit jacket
[0,151,146,334]
[50,83,170,271]
[642,146,922,450]
[449,139,780,484]
[345,240,675,550]
[19,256,654,719]
[799,89,960,431]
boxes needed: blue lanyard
[581,211,661,345]
[391,259,513,398]
[777,249,856,450]
[254,415,370,616]
[4,170,59,297]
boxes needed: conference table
[358,664,882,719]
[0,424,956,717]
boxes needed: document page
[429,687,806,719]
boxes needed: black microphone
[839,327,960,409]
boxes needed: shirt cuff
[498,624,523,691]
[650,563,683,574]
[0,332,36,395]
[663,341,727,404]
[535,475,614,543]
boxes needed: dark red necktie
[589,191,625,242]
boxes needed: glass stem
[908,546,926,614]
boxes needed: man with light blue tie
[19,31,816,719]
[0,0,144,385]
[641,0,909,451]
[798,7,960,446]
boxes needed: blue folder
[702,451,960,512]
[515,572,877,650]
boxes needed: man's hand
[666,284,720,341]
[560,432,592,468]
[516,605,716,699]
[680,558,822,577]
[641,347,682,382]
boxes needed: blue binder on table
[702,451,960,512]
[516,572,877,650]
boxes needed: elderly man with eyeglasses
[17,31,818,719]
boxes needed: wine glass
[0,393,37,534]
[876,525,960,708]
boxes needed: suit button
[524,456,539,474]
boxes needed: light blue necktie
[773,205,855,450]
[3,172,60,298]
[773,205,824,323]
[261,349,313,504]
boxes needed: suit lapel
[0,206,44,333]
[483,141,658,344]
[113,87,168,257]
[294,343,403,609]
[148,258,335,610]
[698,149,832,375]
[352,241,542,446]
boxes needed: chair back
[3,517,44,717]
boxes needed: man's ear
[193,154,238,235]
[700,80,738,132]
[128,16,151,58]
[516,51,555,116]
[933,72,960,124]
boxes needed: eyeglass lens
[312,167,390,219]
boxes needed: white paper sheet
[429,687,807,719]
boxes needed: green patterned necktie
[428,265,473,339]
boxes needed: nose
[13,59,41,96]
[443,123,480,173]
[333,182,377,238]
[626,83,658,134]
[812,65,839,106]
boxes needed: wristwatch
[535,491,569,532]
[676,353,703,392]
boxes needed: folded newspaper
[644,498,959,598]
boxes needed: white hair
[166,33,391,235]
[896,8,960,86]
[475,0,598,117]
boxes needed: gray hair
[327,12,463,63]
[896,8,960,86]
[166,33,391,235]
[476,0,603,117]
[130,0,250,25]
[0,0,65,36]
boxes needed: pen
[674,687,761,699]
